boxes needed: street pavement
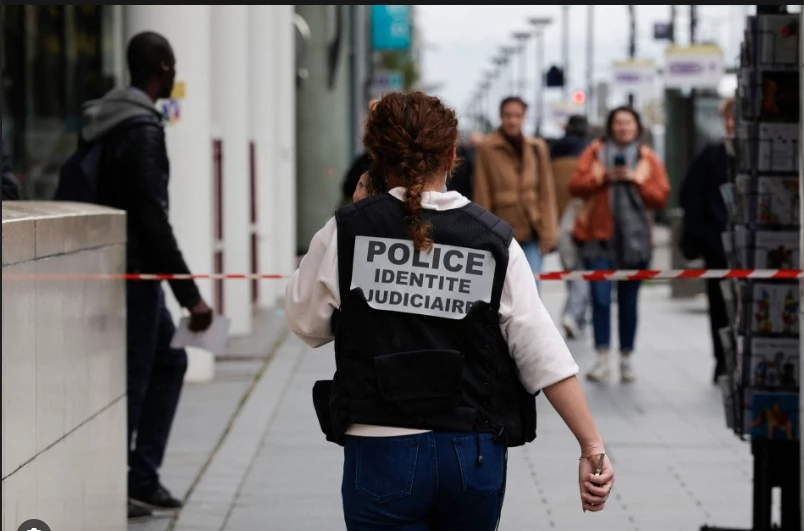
[132,253,755,531]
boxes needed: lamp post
[561,6,570,99]
[627,5,637,106]
[500,46,516,94]
[512,31,532,96]
[529,16,552,136]
[585,6,594,118]
[492,55,509,100]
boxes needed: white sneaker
[620,356,635,383]
[586,357,610,382]
[561,315,581,340]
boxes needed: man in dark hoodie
[83,31,213,520]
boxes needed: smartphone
[613,154,626,166]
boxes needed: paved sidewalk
[145,275,754,531]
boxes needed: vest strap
[463,203,515,246]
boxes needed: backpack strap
[462,202,515,246]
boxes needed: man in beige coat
[473,96,558,279]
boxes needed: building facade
[2,5,297,337]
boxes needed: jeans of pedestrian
[127,281,188,498]
[342,431,507,531]
[586,257,642,352]
[559,252,587,329]
[520,238,543,291]
[563,279,588,329]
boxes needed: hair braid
[362,91,459,251]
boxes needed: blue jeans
[520,238,543,290]
[127,281,188,498]
[342,432,507,530]
[586,257,642,352]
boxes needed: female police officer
[286,91,614,530]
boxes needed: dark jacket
[446,144,475,198]
[549,134,591,218]
[341,152,372,201]
[2,150,21,200]
[84,87,202,308]
[679,142,729,267]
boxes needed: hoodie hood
[82,87,163,142]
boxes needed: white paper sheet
[170,314,231,355]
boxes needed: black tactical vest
[312,194,537,448]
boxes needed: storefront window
[2,5,123,199]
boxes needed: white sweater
[285,187,579,437]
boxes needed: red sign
[572,90,586,105]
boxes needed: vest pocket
[453,434,505,497]
[374,350,464,417]
[353,436,419,503]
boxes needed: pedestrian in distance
[286,91,614,530]
[472,96,559,290]
[570,106,671,383]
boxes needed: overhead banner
[371,5,412,52]
[612,59,656,92]
[664,44,724,89]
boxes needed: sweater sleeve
[534,139,559,252]
[569,141,607,199]
[498,239,579,393]
[285,217,341,347]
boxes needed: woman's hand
[606,166,632,183]
[579,453,614,512]
[353,172,369,202]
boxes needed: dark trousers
[705,249,729,374]
[127,281,188,498]
[706,279,728,371]
[341,432,507,531]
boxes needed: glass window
[2,5,124,200]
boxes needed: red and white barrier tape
[3,269,804,281]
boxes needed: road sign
[653,22,673,40]
[572,90,586,105]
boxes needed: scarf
[598,140,652,269]
[500,129,524,157]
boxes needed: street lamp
[528,16,552,135]
[499,46,516,94]
[512,31,532,96]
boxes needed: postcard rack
[704,9,801,531]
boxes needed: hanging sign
[612,59,656,92]
[664,44,724,89]
[371,5,412,52]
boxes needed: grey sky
[416,5,758,135]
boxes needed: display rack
[705,10,801,531]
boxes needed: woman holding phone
[287,91,614,530]
[569,106,670,383]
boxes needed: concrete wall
[2,202,127,531]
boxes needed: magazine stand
[707,9,801,531]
